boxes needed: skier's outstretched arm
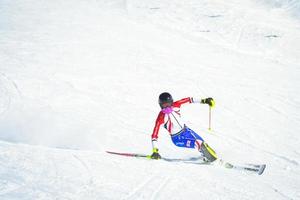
[150,112,164,159]
[173,97,215,107]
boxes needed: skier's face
[161,102,172,109]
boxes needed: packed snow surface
[0,0,299,199]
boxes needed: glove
[201,97,215,107]
[150,148,161,160]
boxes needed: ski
[106,151,150,158]
[218,160,266,175]
[106,151,266,175]
[106,151,205,163]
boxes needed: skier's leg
[200,142,217,162]
[194,140,203,151]
[171,128,198,148]
[171,126,205,149]
[171,126,217,162]
[171,131,196,148]
[185,127,218,162]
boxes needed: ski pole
[208,106,212,131]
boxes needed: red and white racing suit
[151,97,202,149]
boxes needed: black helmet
[158,92,173,108]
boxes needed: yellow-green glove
[150,148,161,160]
[201,97,215,107]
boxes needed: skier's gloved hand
[150,148,161,160]
[201,97,215,107]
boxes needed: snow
[0,0,299,199]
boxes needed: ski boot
[200,142,217,162]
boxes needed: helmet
[158,92,173,108]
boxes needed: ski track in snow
[271,186,294,200]
[0,72,22,116]
[72,154,94,186]
[123,174,170,200]
[213,128,299,167]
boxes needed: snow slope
[0,0,299,199]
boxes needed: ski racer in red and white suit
[150,93,217,162]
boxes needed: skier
[150,92,218,162]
